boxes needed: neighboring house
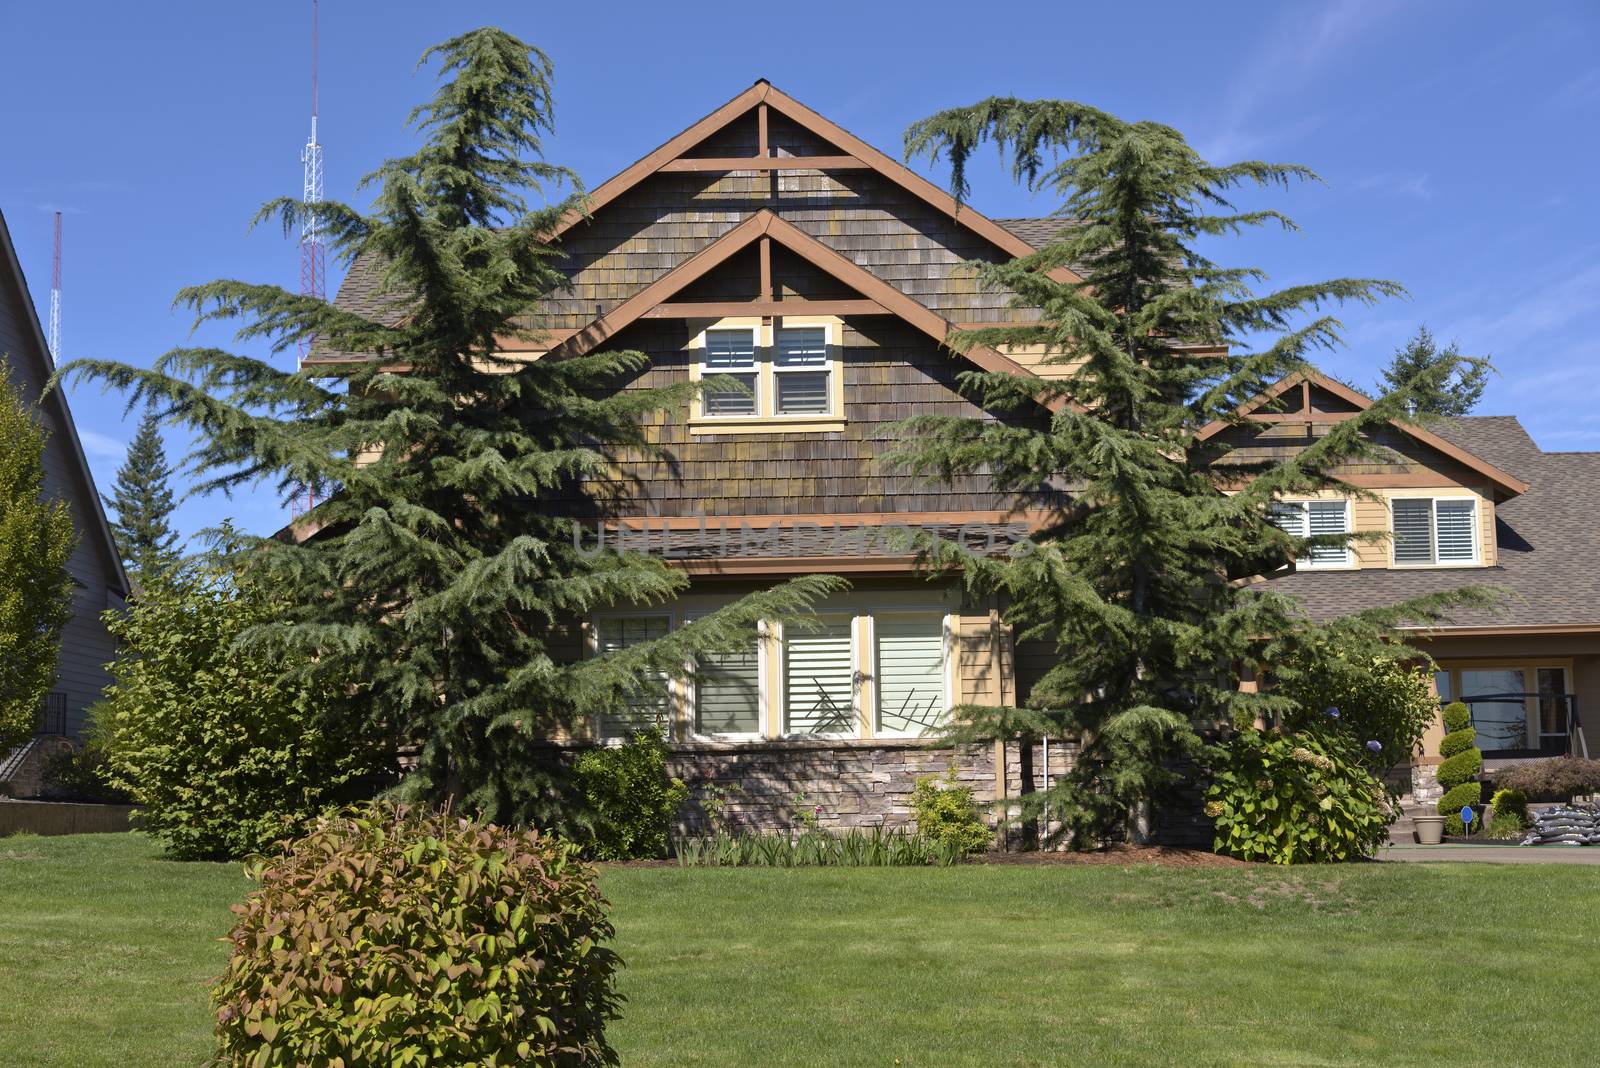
[0,207,129,741]
[315,82,1583,833]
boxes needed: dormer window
[1269,499,1352,568]
[1393,497,1478,565]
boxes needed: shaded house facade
[320,84,1584,833]
[0,208,129,740]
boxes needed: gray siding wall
[0,261,122,736]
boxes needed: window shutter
[695,645,760,736]
[876,614,946,735]
[1307,501,1349,565]
[775,328,831,415]
[1435,499,1476,562]
[1392,499,1434,563]
[597,616,671,739]
[703,330,758,416]
[784,621,854,734]
[776,372,830,414]
[1269,503,1306,537]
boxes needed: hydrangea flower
[1325,706,1341,719]
[1366,739,1383,753]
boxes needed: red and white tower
[48,212,62,361]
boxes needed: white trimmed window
[1393,497,1477,565]
[774,327,831,415]
[1269,500,1351,568]
[783,619,856,735]
[692,638,762,738]
[875,613,948,736]
[594,615,671,740]
[701,328,759,416]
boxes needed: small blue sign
[1461,805,1474,831]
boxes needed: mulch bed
[978,843,1249,868]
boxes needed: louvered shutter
[775,327,831,415]
[1392,499,1434,563]
[695,644,760,736]
[1269,503,1306,537]
[876,614,946,735]
[1307,501,1349,565]
[703,329,758,416]
[784,620,855,734]
[597,616,671,739]
[1435,499,1476,562]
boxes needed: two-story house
[316,82,1594,834]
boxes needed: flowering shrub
[1277,648,1437,771]
[910,770,993,855]
[1205,727,1393,864]
[211,803,622,1067]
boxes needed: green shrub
[1485,787,1529,839]
[94,564,393,859]
[1205,726,1393,864]
[211,803,621,1067]
[1277,647,1438,771]
[910,770,993,855]
[572,731,688,860]
[1495,757,1600,802]
[675,827,963,868]
[40,727,133,804]
[1436,701,1481,834]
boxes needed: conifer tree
[107,405,181,579]
[1377,325,1488,416]
[895,100,1487,845]
[0,360,76,749]
[59,29,839,823]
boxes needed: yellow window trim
[688,316,846,433]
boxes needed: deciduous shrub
[1436,701,1481,834]
[1495,757,1600,802]
[95,564,393,859]
[910,770,993,855]
[572,731,687,860]
[1277,646,1438,772]
[1485,787,1529,839]
[1205,726,1393,864]
[212,803,622,1067]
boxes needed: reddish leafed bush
[211,803,622,1067]
[1495,757,1600,803]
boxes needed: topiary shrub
[1495,757,1600,802]
[211,803,622,1067]
[1205,726,1394,864]
[1437,701,1481,834]
[572,731,688,860]
[910,770,993,855]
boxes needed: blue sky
[2,0,1597,547]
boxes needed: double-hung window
[783,618,856,735]
[1269,500,1351,568]
[594,615,672,740]
[875,613,948,736]
[1393,497,1477,565]
[701,328,759,416]
[774,327,831,415]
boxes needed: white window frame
[1390,495,1480,567]
[772,323,835,417]
[698,325,761,418]
[1270,499,1354,570]
[777,614,860,739]
[683,615,767,742]
[871,608,954,738]
[588,610,679,744]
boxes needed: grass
[4,835,1599,1067]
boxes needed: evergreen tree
[1377,325,1488,416]
[895,100,1488,846]
[107,405,181,578]
[0,360,76,749]
[59,29,839,824]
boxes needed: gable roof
[1268,418,1600,632]
[0,208,130,598]
[556,81,1082,285]
[1198,369,1529,499]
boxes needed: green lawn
[3,835,1598,1067]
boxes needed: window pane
[1393,499,1434,563]
[785,621,854,734]
[776,327,828,367]
[1434,670,1453,703]
[704,329,756,369]
[1269,502,1306,537]
[1460,668,1528,750]
[1307,501,1349,565]
[1436,499,1476,562]
[703,372,757,416]
[695,645,760,735]
[1538,667,1569,738]
[776,371,830,414]
[877,614,945,735]
[597,616,671,739]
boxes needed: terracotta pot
[1413,814,1446,845]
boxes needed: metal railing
[1450,692,1585,759]
[33,692,68,737]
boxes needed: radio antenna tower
[48,212,62,361]
[298,0,325,365]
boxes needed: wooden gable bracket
[540,208,1062,404]
[1195,369,1530,499]
[552,81,1083,286]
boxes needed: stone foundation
[1409,763,1442,804]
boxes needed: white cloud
[1351,172,1433,200]
[76,429,125,459]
